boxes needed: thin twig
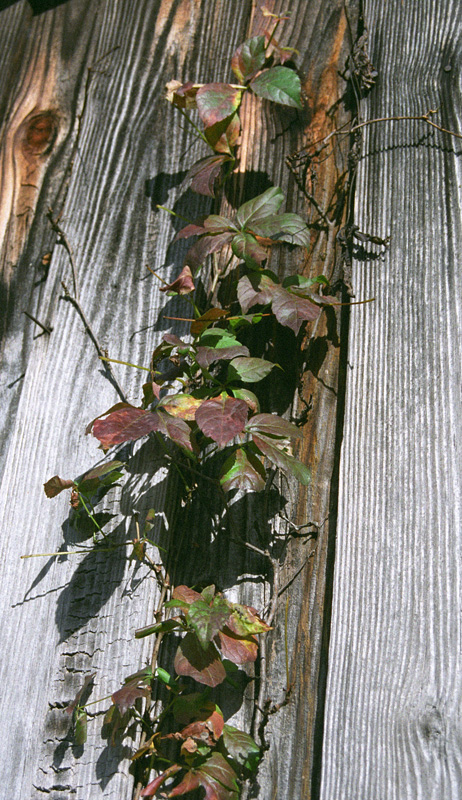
[23,310,53,335]
[47,209,79,299]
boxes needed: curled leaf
[159,266,195,295]
[44,475,73,498]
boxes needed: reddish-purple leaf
[237,273,276,314]
[173,585,202,605]
[196,83,243,128]
[231,231,268,268]
[245,412,302,439]
[184,154,231,197]
[195,395,248,446]
[177,709,224,744]
[187,596,231,648]
[231,35,266,82]
[156,411,194,452]
[216,629,258,664]
[174,633,226,687]
[90,406,160,448]
[163,333,190,348]
[158,394,203,420]
[167,770,201,798]
[174,221,207,241]
[195,345,249,369]
[112,681,150,715]
[185,232,234,271]
[44,475,74,498]
[160,266,195,295]
[227,356,275,383]
[141,764,182,797]
[231,388,260,413]
[271,285,321,334]
[196,752,239,800]
[172,692,216,725]
[85,401,131,435]
[205,111,241,155]
[220,447,266,493]
[252,434,311,485]
[203,214,235,233]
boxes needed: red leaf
[204,112,241,155]
[167,770,201,797]
[174,633,226,687]
[195,345,249,370]
[190,308,229,336]
[112,681,150,715]
[44,475,73,498]
[245,412,302,439]
[195,395,248,446]
[271,285,321,333]
[237,273,276,314]
[251,434,311,485]
[196,752,239,800]
[178,709,224,744]
[156,411,194,452]
[185,232,234,271]
[173,585,202,605]
[196,83,242,128]
[216,629,258,664]
[184,155,231,197]
[160,266,195,295]
[141,764,182,797]
[90,406,160,448]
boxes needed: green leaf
[252,434,311,485]
[236,187,284,229]
[196,83,243,128]
[228,356,276,383]
[74,708,87,746]
[196,752,239,799]
[231,231,268,268]
[230,387,260,413]
[188,596,231,648]
[222,724,261,771]
[135,619,183,638]
[198,328,239,348]
[220,447,266,493]
[250,212,310,247]
[231,35,267,81]
[250,66,302,108]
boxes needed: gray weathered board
[0,1,460,799]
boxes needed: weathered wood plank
[0,1,355,797]
[320,2,462,798]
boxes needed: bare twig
[23,310,53,335]
[47,209,79,299]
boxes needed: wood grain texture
[0,0,354,798]
[320,2,462,799]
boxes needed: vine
[41,9,357,800]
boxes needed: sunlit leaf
[230,388,260,413]
[112,675,151,715]
[203,214,236,234]
[174,633,226,686]
[231,35,266,81]
[252,434,311,485]
[227,356,275,383]
[177,708,224,744]
[236,187,284,229]
[250,66,302,108]
[196,752,239,799]
[89,406,160,448]
[250,212,310,247]
[220,447,266,493]
[196,83,243,128]
[195,395,248,446]
[222,725,260,772]
[245,412,302,439]
[205,112,240,155]
[173,585,202,605]
[160,266,195,295]
[216,629,258,664]
[44,475,73,498]
[237,273,276,314]
[231,231,268,268]
[271,285,321,334]
[157,412,194,452]
[228,604,271,636]
[165,79,198,108]
[140,764,182,797]
[188,596,231,648]
[158,393,203,420]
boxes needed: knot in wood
[21,110,58,158]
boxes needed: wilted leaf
[174,632,226,686]
[236,187,284,229]
[251,212,310,247]
[160,266,195,295]
[184,154,231,197]
[231,35,266,81]
[44,475,74,498]
[195,344,249,369]
[231,231,268,268]
[196,83,243,128]
[188,596,231,648]
[195,395,248,446]
[271,285,321,334]
[227,356,275,383]
[185,232,234,271]
[177,709,224,744]
[90,406,160,448]
[222,725,260,772]
[250,66,302,108]
[166,80,198,108]
[245,412,302,439]
[252,434,311,485]
[158,393,203,420]
[220,447,266,493]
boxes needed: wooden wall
[0,0,460,799]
